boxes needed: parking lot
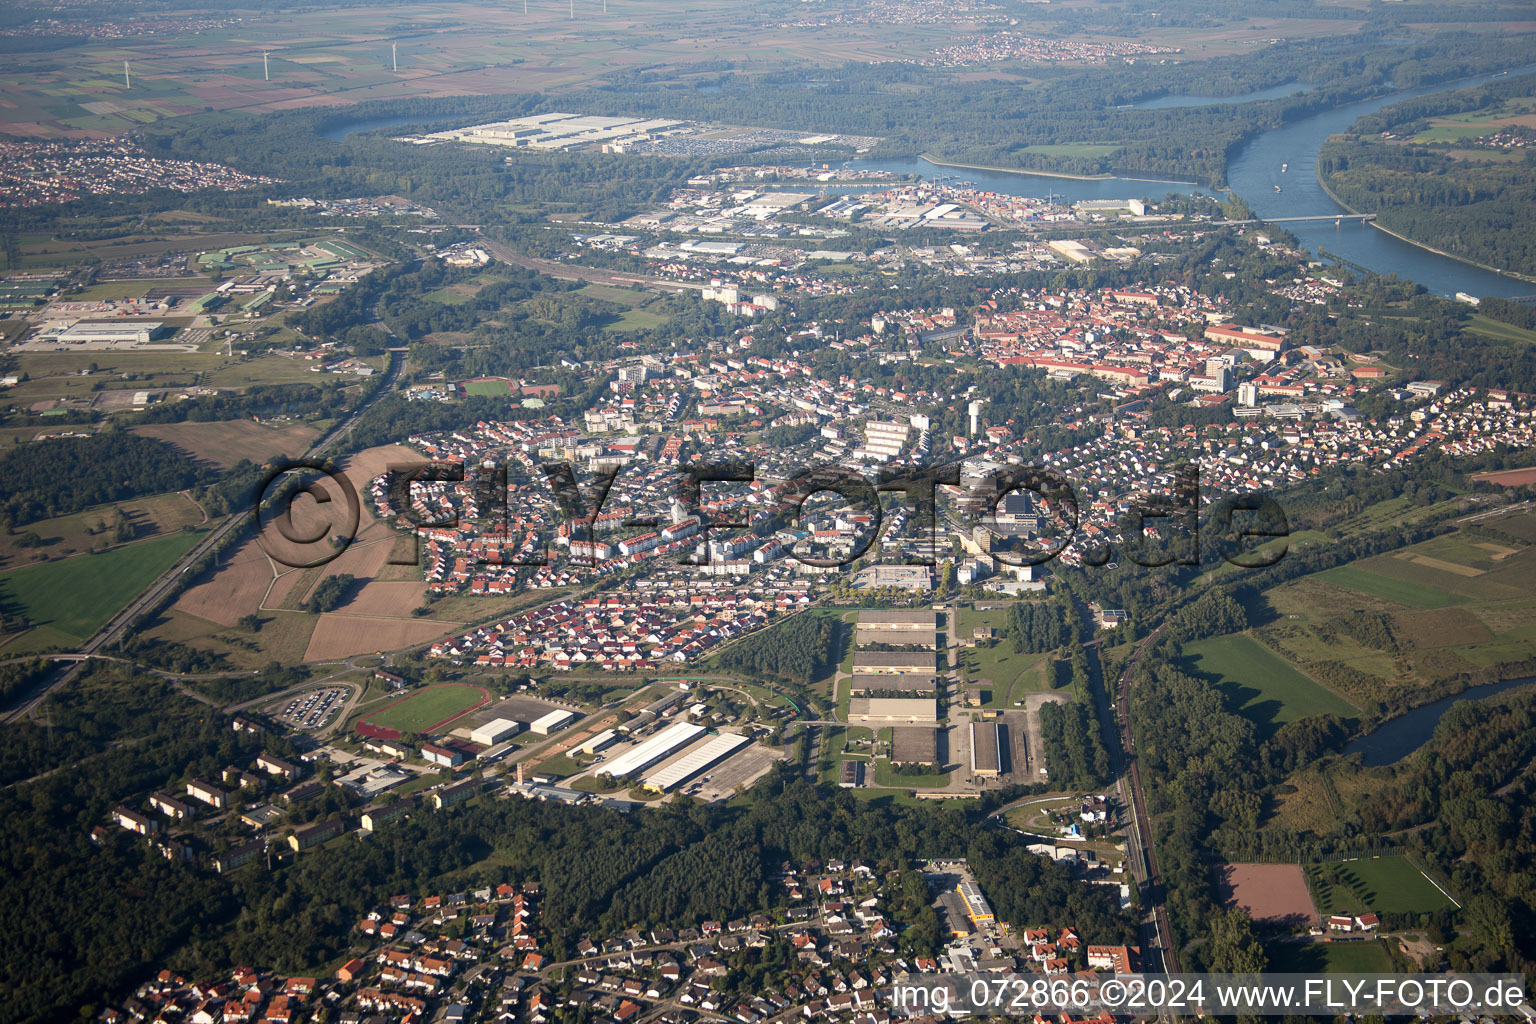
[269,686,348,730]
[691,744,785,802]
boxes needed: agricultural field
[0,491,204,571]
[132,419,321,468]
[1313,564,1465,609]
[1259,519,1536,705]
[1181,633,1358,738]
[359,682,489,734]
[0,529,205,651]
[163,442,484,662]
[1307,856,1457,916]
[303,613,457,661]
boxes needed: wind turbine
[392,42,398,72]
[263,51,270,81]
[569,0,575,18]
[123,61,131,89]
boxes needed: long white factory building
[599,721,705,780]
[642,732,750,793]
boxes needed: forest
[1005,599,1073,654]
[1036,700,1111,791]
[712,612,840,688]
[0,432,214,526]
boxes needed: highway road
[0,348,406,724]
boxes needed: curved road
[0,348,406,725]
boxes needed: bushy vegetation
[304,574,356,614]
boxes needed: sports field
[360,682,490,734]
[1268,938,1395,973]
[1215,862,1316,926]
[1182,633,1357,736]
[460,378,512,396]
[1308,856,1456,916]
[0,530,205,649]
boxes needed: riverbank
[1313,162,1536,288]
[916,152,1201,186]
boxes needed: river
[320,67,1536,296]
[1225,65,1536,298]
[852,64,1536,298]
[1343,676,1536,767]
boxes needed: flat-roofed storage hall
[530,709,577,735]
[970,721,1006,777]
[469,718,523,746]
[847,697,938,725]
[599,721,705,780]
[849,674,939,696]
[890,726,940,766]
[856,610,939,648]
[852,651,937,675]
[856,610,938,631]
[641,732,750,792]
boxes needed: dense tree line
[0,659,51,708]
[127,383,347,426]
[0,433,214,526]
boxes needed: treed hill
[0,434,215,526]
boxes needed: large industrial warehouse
[599,721,705,780]
[849,674,939,696]
[855,609,938,632]
[641,732,750,793]
[855,609,939,648]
